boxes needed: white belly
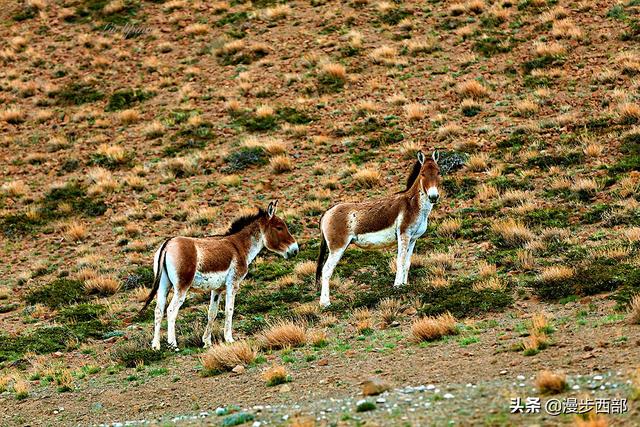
[192,270,228,291]
[354,226,397,249]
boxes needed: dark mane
[403,159,423,191]
[223,208,266,236]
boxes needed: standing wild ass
[141,200,299,350]
[315,151,441,307]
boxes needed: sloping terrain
[1,0,640,425]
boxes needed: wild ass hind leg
[166,287,188,350]
[402,238,417,285]
[151,273,170,350]
[320,245,348,308]
[394,233,411,287]
[202,290,222,348]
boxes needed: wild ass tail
[315,224,328,290]
[139,238,172,315]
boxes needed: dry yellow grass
[131,286,150,303]
[378,298,401,326]
[478,260,497,278]
[263,4,291,20]
[491,218,534,246]
[628,294,640,324]
[411,312,458,341]
[320,62,346,80]
[1,180,27,197]
[534,41,566,57]
[294,261,317,278]
[573,414,609,427]
[84,275,121,295]
[516,249,535,270]
[270,155,293,173]
[457,80,488,98]
[353,167,381,188]
[617,102,640,122]
[535,370,567,394]
[259,320,306,349]
[404,103,427,121]
[539,266,574,283]
[0,108,26,124]
[118,109,141,124]
[201,341,256,372]
[476,184,499,200]
[472,276,504,292]
[625,227,640,243]
[552,19,582,39]
[64,222,88,242]
[513,99,539,117]
[262,365,288,386]
[438,218,462,237]
[370,45,399,65]
[466,152,489,172]
[185,23,209,35]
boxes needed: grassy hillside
[1,0,640,425]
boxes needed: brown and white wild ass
[315,151,441,307]
[141,201,299,350]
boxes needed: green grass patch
[55,82,104,106]
[25,279,87,309]
[105,89,154,112]
[222,146,268,172]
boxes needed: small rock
[443,393,454,399]
[318,359,329,366]
[252,422,261,427]
[232,365,245,374]
[345,350,357,357]
[499,370,508,375]
[362,378,391,396]
[215,407,228,416]
[517,375,525,381]
[584,345,594,352]
[279,384,292,393]
[572,384,580,390]
[593,375,603,381]
[53,352,64,358]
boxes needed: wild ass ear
[417,150,426,165]
[432,150,439,164]
[267,200,278,218]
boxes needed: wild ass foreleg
[394,233,411,287]
[202,290,221,348]
[166,288,187,349]
[320,246,347,307]
[151,274,170,350]
[402,239,417,285]
[223,279,240,343]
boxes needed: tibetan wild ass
[141,201,299,350]
[315,151,441,307]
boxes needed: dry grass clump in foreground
[491,218,534,247]
[262,365,289,386]
[411,312,458,342]
[294,260,316,277]
[535,370,567,394]
[628,295,640,324]
[270,155,293,173]
[84,275,121,295]
[539,266,574,283]
[201,341,256,374]
[353,167,381,188]
[63,222,88,242]
[259,320,306,349]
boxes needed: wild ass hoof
[319,300,331,308]
[224,337,235,343]
[151,341,161,351]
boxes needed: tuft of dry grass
[353,167,381,188]
[262,365,289,386]
[617,102,640,122]
[534,41,566,57]
[551,19,582,39]
[270,155,294,174]
[513,99,539,117]
[491,218,534,246]
[185,23,209,35]
[438,218,462,237]
[0,108,26,124]
[411,312,458,342]
[64,222,88,242]
[378,298,402,327]
[259,321,306,350]
[472,276,504,292]
[535,370,567,394]
[456,80,488,98]
[478,260,496,278]
[131,286,150,303]
[201,341,256,373]
[466,152,489,172]
[1,180,27,197]
[539,266,574,283]
[294,261,317,278]
[263,4,291,20]
[625,227,640,243]
[404,103,428,121]
[628,294,640,324]
[118,109,141,124]
[370,45,400,65]
[84,275,121,295]
[320,62,347,81]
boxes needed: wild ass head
[260,200,299,259]
[416,151,441,204]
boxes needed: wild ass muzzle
[141,200,299,350]
[315,151,441,307]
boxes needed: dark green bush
[25,279,87,309]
